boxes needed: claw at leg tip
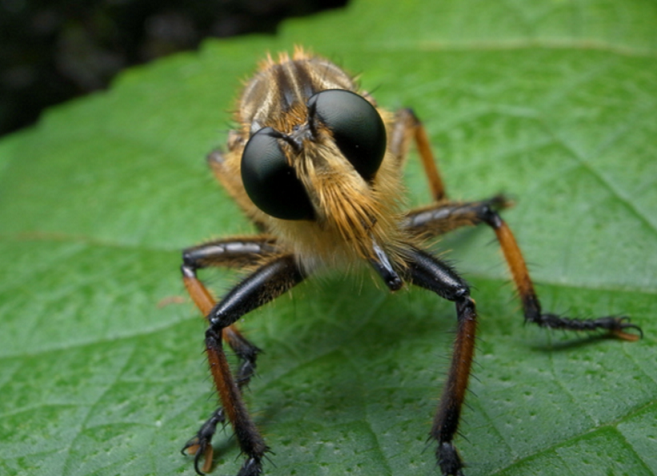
[202,445,214,474]
[613,328,642,341]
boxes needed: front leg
[404,247,477,476]
[181,236,278,472]
[182,253,306,475]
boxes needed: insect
[180,48,642,476]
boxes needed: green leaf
[1,1,656,475]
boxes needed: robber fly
[180,48,641,476]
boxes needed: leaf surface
[1,1,656,475]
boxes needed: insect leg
[369,238,403,291]
[183,235,278,391]
[390,108,446,201]
[404,198,642,340]
[403,195,511,239]
[181,240,303,475]
[183,235,278,270]
[180,328,263,474]
[404,247,475,476]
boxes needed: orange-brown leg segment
[181,239,305,475]
[404,247,476,476]
[181,262,224,474]
[404,198,642,340]
[390,108,446,201]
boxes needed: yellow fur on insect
[211,48,414,273]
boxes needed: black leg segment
[404,247,476,476]
[207,255,304,328]
[403,195,510,239]
[183,236,279,270]
[369,239,403,291]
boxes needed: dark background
[0,0,348,137]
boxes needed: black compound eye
[241,127,314,220]
[308,89,387,181]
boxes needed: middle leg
[404,198,641,339]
